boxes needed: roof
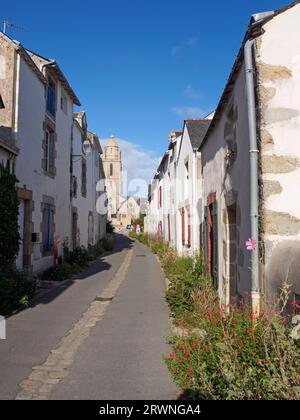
[185,119,211,150]
[200,0,300,150]
[87,131,102,154]
[25,49,80,106]
[106,136,119,148]
[0,32,47,85]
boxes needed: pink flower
[246,238,257,251]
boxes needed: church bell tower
[103,136,122,222]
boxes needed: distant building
[71,112,106,250]
[103,136,123,224]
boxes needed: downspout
[175,162,178,251]
[244,39,260,316]
[192,150,197,254]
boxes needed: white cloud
[101,137,161,198]
[186,37,198,47]
[184,85,202,100]
[172,106,207,118]
[171,37,198,58]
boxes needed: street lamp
[72,140,92,159]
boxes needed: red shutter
[181,207,185,246]
[187,206,191,247]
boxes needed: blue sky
[1,0,288,189]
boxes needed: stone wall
[0,37,16,146]
[256,3,300,302]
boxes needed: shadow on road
[22,234,135,312]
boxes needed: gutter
[244,39,260,316]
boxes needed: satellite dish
[82,140,91,156]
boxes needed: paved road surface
[0,235,178,400]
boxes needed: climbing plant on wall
[0,163,20,267]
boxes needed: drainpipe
[244,39,260,316]
[192,151,197,254]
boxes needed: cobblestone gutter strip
[15,249,133,400]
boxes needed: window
[43,127,55,175]
[42,203,54,255]
[187,206,191,248]
[47,78,56,116]
[81,159,87,197]
[203,194,218,289]
[184,160,189,199]
[88,212,94,245]
[71,176,77,198]
[185,161,189,179]
[60,93,67,114]
[110,163,113,177]
[158,186,162,209]
[181,207,185,246]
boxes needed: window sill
[43,170,56,179]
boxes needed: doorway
[226,204,237,302]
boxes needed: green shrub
[88,241,104,261]
[41,263,72,281]
[101,235,114,251]
[0,164,20,267]
[0,267,37,315]
[64,245,90,268]
[106,220,115,234]
[135,233,150,246]
[165,301,300,400]
[164,253,212,322]
[150,239,167,257]
[129,231,137,240]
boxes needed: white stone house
[175,120,210,256]
[145,130,182,245]
[71,112,107,250]
[147,151,170,241]
[118,196,141,227]
[198,1,300,311]
[0,31,80,272]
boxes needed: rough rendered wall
[256,3,300,302]
[0,37,15,146]
[201,63,251,305]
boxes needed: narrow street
[0,235,178,400]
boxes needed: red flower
[185,349,191,357]
[290,300,300,309]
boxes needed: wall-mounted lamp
[72,140,92,159]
